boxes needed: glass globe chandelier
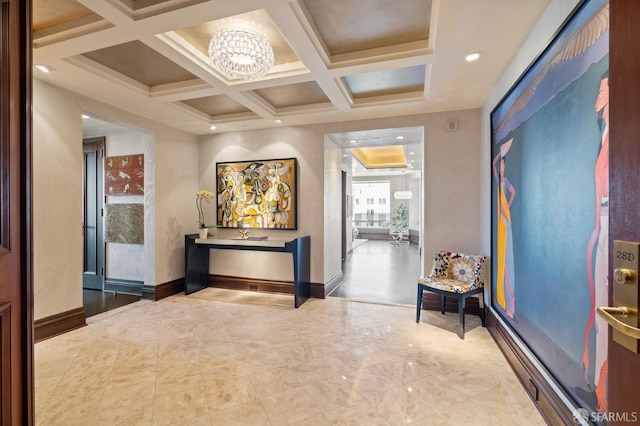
[208,29,274,80]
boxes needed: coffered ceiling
[33,0,551,136]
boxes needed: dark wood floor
[330,239,421,305]
[83,289,141,318]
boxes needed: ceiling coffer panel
[344,65,425,99]
[82,40,200,87]
[300,0,431,56]
[33,0,99,31]
[181,95,253,116]
[254,82,330,109]
[117,0,209,13]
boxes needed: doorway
[82,137,105,291]
[325,126,424,305]
[81,125,142,317]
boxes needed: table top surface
[195,237,291,248]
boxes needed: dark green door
[82,137,105,290]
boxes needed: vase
[198,228,208,239]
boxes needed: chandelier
[208,29,274,80]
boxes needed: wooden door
[608,0,640,422]
[0,0,32,424]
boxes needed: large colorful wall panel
[490,0,609,417]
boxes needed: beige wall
[424,109,482,258]
[33,79,198,320]
[33,80,84,320]
[324,137,343,284]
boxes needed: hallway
[35,288,543,425]
[330,239,421,306]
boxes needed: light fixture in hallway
[394,170,412,199]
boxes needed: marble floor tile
[34,288,544,425]
[203,374,260,411]
[249,366,303,398]
[208,401,271,426]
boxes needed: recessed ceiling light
[396,135,405,140]
[410,160,415,163]
[465,52,480,62]
[82,114,90,119]
[342,154,348,158]
[349,139,357,144]
[209,125,218,130]
[35,64,54,73]
[409,151,415,155]
[274,119,283,124]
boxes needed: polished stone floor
[330,239,421,306]
[35,288,544,425]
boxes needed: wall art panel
[216,158,297,230]
[490,0,609,417]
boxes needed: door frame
[82,137,105,291]
[0,0,33,423]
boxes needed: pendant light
[394,170,413,199]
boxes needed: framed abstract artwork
[105,154,144,196]
[490,0,609,417]
[216,158,297,230]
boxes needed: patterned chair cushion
[420,251,487,293]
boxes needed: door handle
[610,241,640,352]
[596,306,640,340]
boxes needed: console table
[184,235,311,308]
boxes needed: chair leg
[458,297,465,339]
[416,285,424,323]
[478,294,486,327]
[440,295,446,314]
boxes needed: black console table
[184,235,311,308]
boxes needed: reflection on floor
[35,288,544,425]
[83,289,141,318]
[330,239,421,305]
[352,238,368,250]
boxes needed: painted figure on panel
[492,138,516,318]
[582,70,609,412]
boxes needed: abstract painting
[216,158,297,230]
